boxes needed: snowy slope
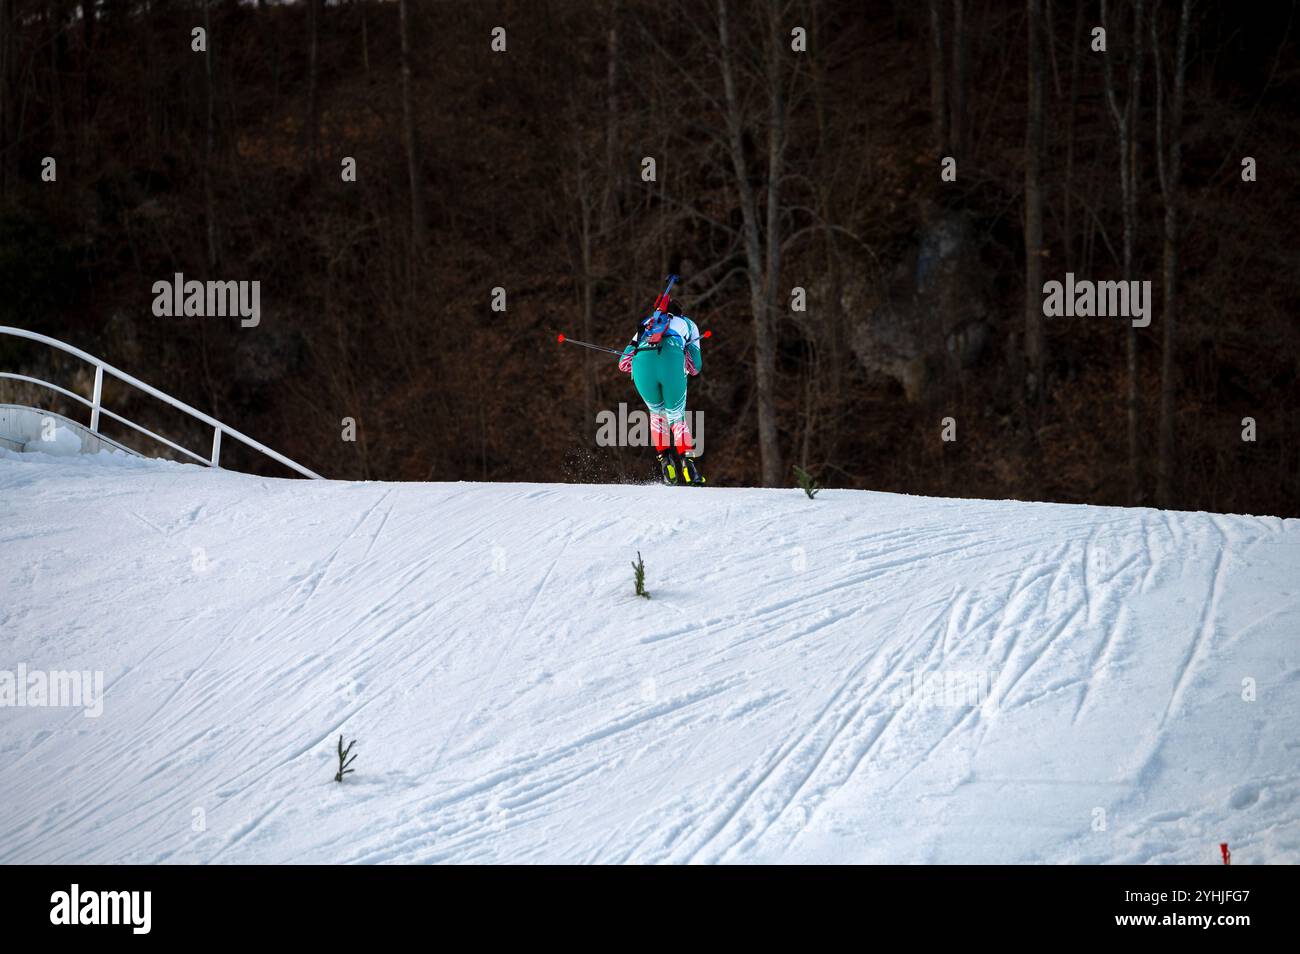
[1,450,1297,864]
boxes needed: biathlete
[618,297,706,486]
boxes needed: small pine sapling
[632,551,650,598]
[334,735,358,783]
[793,464,821,499]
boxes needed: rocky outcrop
[842,203,993,401]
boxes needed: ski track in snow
[0,451,1298,864]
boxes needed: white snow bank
[0,454,1296,863]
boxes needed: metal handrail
[0,371,94,408]
[0,326,321,479]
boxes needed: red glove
[685,352,698,376]
[619,351,633,373]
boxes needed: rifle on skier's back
[556,275,708,357]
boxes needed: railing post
[210,426,222,468]
[90,365,103,432]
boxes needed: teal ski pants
[630,340,691,452]
[632,340,688,422]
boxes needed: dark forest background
[0,0,1296,516]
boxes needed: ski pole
[556,334,626,357]
[556,328,713,357]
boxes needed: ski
[656,448,706,486]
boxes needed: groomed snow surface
[1,449,1297,864]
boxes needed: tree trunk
[48,1,65,145]
[1025,0,1046,399]
[203,0,218,269]
[79,0,94,144]
[950,0,966,154]
[359,0,370,75]
[398,0,428,255]
[1124,0,1145,505]
[1102,0,1145,503]
[928,0,948,154]
[1063,0,1082,270]
[1155,0,1191,507]
[579,172,596,432]
[601,0,619,236]
[759,0,786,487]
[307,0,320,169]
[718,0,783,487]
[0,0,15,196]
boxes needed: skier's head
[666,298,684,317]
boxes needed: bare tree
[1025,0,1046,400]
[203,0,218,268]
[950,0,966,154]
[1101,0,1146,503]
[357,0,370,75]
[602,0,621,236]
[398,0,427,255]
[306,0,321,169]
[1153,0,1192,507]
[1062,0,1084,270]
[0,0,16,195]
[566,161,598,433]
[928,0,948,153]
[79,0,95,135]
[718,0,786,486]
[48,0,65,142]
